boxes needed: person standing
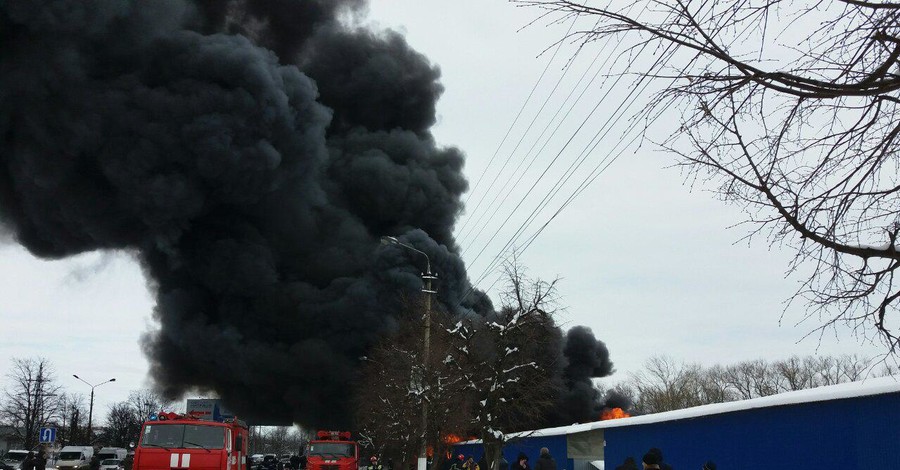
[512,454,528,470]
[615,457,638,470]
[22,452,36,470]
[646,449,671,470]
[449,455,465,470]
[532,449,555,470]
[35,451,47,470]
[640,453,659,470]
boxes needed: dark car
[261,455,278,470]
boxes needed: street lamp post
[380,236,437,470]
[72,375,116,443]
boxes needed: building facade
[455,376,900,469]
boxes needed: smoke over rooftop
[1,0,617,427]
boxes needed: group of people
[17,451,48,470]
[437,445,716,470]
[447,447,557,470]
[613,448,716,470]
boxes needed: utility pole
[380,236,437,470]
[419,269,437,470]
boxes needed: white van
[95,449,126,462]
[55,446,94,470]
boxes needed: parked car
[261,455,278,470]
[99,459,123,470]
[2,451,29,470]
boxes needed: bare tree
[94,389,174,448]
[252,426,307,455]
[624,353,882,412]
[356,296,471,470]
[520,0,900,350]
[1,358,62,449]
[625,356,710,414]
[772,356,817,392]
[451,261,561,470]
[55,393,87,446]
[724,359,780,400]
[699,365,736,404]
[99,402,141,448]
[127,390,172,421]
[357,261,563,470]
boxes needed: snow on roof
[459,375,900,443]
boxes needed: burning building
[453,376,900,469]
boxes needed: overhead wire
[514,0,762,255]
[460,4,650,266]
[455,12,582,239]
[466,45,677,297]
[458,9,635,254]
[463,13,671,290]
[459,0,728,303]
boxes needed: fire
[600,407,630,420]
[443,434,464,444]
[430,434,475,460]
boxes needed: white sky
[0,0,889,425]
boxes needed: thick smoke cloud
[0,0,484,426]
[1,0,614,428]
[542,326,621,426]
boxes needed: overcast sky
[0,1,888,424]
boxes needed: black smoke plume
[1,0,613,427]
[540,326,621,426]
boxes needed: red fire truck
[133,412,249,470]
[304,431,358,470]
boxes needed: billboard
[186,398,235,422]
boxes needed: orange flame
[600,407,630,420]
[443,434,464,444]
[430,434,476,460]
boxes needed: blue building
[454,376,900,469]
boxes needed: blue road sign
[39,427,56,443]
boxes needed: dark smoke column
[0,0,487,427]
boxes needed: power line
[458,12,635,253]
[465,44,675,295]
[456,13,581,238]
[461,0,746,301]
[463,19,674,289]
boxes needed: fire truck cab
[304,431,358,470]
[133,412,248,470]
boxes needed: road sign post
[39,427,56,444]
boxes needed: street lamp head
[380,236,399,246]
[72,374,80,379]
[109,378,116,382]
